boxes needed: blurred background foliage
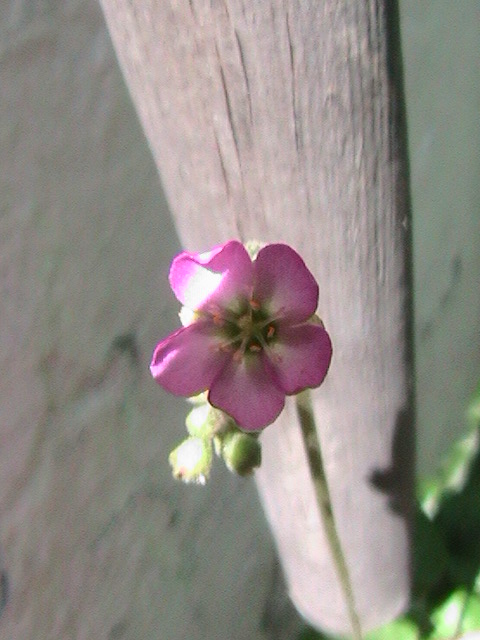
[299,381,480,639]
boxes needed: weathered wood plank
[100,0,414,633]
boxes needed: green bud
[186,392,208,405]
[169,437,212,485]
[220,431,262,476]
[308,313,325,327]
[244,239,265,261]
[185,403,215,438]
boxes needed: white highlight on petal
[179,306,198,327]
[182,267,224,309]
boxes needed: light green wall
[401,1,480,474]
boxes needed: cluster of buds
[152,239,332,484]
[168,394,262,485]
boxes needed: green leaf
[429,589,480,637]
[365,617,418,640]
[413,510,449,595]
[462,592,480,631]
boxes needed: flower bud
[185,403,215,438]
[169,437,212,485]
[220,431,262,476]
[244,239,265,260]
[186,392,209,405]
[309,313,324,327]
[185,403,230,438]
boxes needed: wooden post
[99,0,414,633]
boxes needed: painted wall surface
[0,0,478,638]
[0,2,299,639]
[401,1,480,473]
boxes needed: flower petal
[208,355,285,431]
[267,323,332,394]
[253,244,319,322]
[169,240,253,311]
[150,322,230,397]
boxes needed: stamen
[212,314,224,327]
[233,349,244,362]
[249,299,261,311]
[269,351,283,365]
[208,303,222,316]
[266,325,275,339]
[249,344,262,352]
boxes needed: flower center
[212,299,277,358]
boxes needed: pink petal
[150,322,230,397]
[208,355,285,431]
[253,244,319,322]
[267,323,332,394]
[169,240,253,311]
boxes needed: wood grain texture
[99,0,414,633]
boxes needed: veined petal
[169,240,253,311]
[150,322,230,397]
[208,355,285,431]
[253,244,319,322]
[267,323,332,394]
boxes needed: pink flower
[150,241,332,430]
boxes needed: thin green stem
[295,389,363,640]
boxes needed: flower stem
[295,389,363,640]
